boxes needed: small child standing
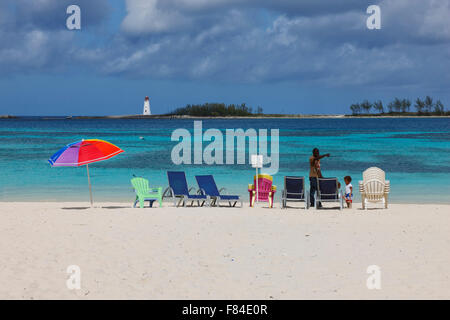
[344,176,353,208]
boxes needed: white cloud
[105,43,161,73]
[121,0,190,33]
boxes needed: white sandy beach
[0,202,449,300]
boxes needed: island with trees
[349,96,448,116]
[2,99,448,119]
[166,103,270,117]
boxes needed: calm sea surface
[0,117,449,203]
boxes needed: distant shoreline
[2,114,450,119]
[71,115,450,119]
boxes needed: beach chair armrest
[218,187,227,194]
[188,187,196,193]
[197,188,206,195]
[358,181,364,193]
[162,187,173,198]
[384,180,390,193]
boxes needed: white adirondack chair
[359,167,390,209]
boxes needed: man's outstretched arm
[317,153,330,160]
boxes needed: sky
[0,0,449,116]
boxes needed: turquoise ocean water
[0,117,449,203]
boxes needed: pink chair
[248,174,277,207]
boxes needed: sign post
[251,154,263,206]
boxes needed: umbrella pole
[86,164,93,207]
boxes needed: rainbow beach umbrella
[48,139,124,206]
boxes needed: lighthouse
[143,96,151,115]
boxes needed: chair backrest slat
[317,178,338,196]
[363,167,385,182]
[195,175,220,196]
[167,171,189,195]
[362,167,387,201]
[131,177,149,195]
[285,176,304,195]
[253,174,273,200]
[364,179,385,200]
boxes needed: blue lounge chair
[315,178,343,210]
[281,176,308,209]
[163,171,209,207]
[195,175,242,207]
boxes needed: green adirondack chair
[131,177,163,208]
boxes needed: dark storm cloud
[0,0,449,92]
[0,0,110,74]
[8,0,110,30]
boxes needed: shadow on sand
[61,206,131,210]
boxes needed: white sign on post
[251,154,263,168]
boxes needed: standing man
[309,148,330,208]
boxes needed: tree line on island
[165,99,448,117]
[167,103,264,117]
[350,96,448,116]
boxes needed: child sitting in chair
[344,176,353,208]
